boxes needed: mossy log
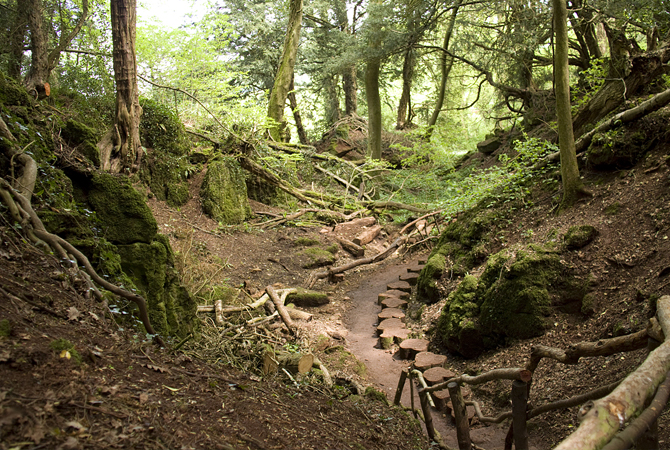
[262,350,314,375]
[286,289,329,307]
[377,308,406,322]
[399,339,429,360]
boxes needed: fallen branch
[554,295,670,450]
[423,368,532,394]
[362,200,430,214]
[266,285,296,336]
[314,165,372,201]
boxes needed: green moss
[365,386,389,405]
[563,225,598,250]
[0,319,11,337]
[140,154,191,207]
[286,289,329,307]
[604,202,621,216]
[299,247,335,269]
[139,98,189,156]
[49,339,81,365]
[61,119,101,166]
[0,72,31,106]
[200,158,251,225]
[437,275,483,358]
[326,243,339,254]
[417,254,446,304]
[88,173,157,245]
[294,237,320,247]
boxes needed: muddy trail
[344,259,532,450]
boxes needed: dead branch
[314,165,372,201]
[399,210,445,235]
[266,285,296,336]
[528,379,622,419]
[362,200,430,214]
[305,236,406,288]
[423,368,532,393]
[554,295,670,450]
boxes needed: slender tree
[553,0,589,210]
[267,0,303,141]
[105,0,142,172]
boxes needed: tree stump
[387,280,412,293]
[377,318,404,336]
[423,367,454,386]
[379,328,410,349]
[433,389,451,411]
[378,289,410,304]
[399,272,419,286]
[406,264,425,273]
[381,297,408,310]
[414,351,448,370]
[262,350,314,375]
[398,338,429,359]
[378,308,406,322]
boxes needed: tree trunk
[23,0,49,98]
[396,46,415,129]
[343,65,358,115]
[267,0,303,141]
[425,1,460,141]
[7,1,29,80]
[288,75,308,144]
[366,57,382,160]
[109,0,142,173]
[324,74,341,126]
[553,0,588,211]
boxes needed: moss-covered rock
[0,72,31,106]
[117,237,196,336]
[437,245,588,358]
[139,98,188,156]
[585,129,648,169]
[416,254,447,304]
[200,157,251,225]
[141,152,191,207]
[299,247,336,269]
[88,173,157,245]
[563,225,598,250]
[61,119,101,167]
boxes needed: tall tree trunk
[324,74,341,126]
[109,0,142,172]
[425,0,460,141]
[288,75,308,144]
[343,66,358,115]
[366,57,382,160]
[267,0,303,141]
[7,1,29,80]
[396,46,415,129]
[553,0,588,211]
[23,0,49,98]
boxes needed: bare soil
[1,138,670,450]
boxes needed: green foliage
[139,98,189,156]
[50,338,82,365]
[0,319,11,337]
[574,58,607,111]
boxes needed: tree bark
[7,1,29,80]
[396,46,415,129]
[553,0,588,211]
[109,0,142,173]
[267,0,303,141]
[425,1,460,141]
[343,66,358,115]
[288,75,308,144]
[365,57,382,159]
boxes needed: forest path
[344,259,533,450]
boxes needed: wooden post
[511,380,529,450]
[394,369,408,406]
[419,388,436,442]
[214,299,224,326]
[410,370,417,418]
[448,381,471,450]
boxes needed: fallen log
[286,306,313,321]
[262,349,314,375]
[285,289,329,307]
[554,295,670,450]
[335,236,364,257]
[353,224,381,246]
[333,216,376,233]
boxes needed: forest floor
[2,138,670,449]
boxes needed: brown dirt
[2,136,670,450]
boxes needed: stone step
[377,289,410,304]
[398,338,429,359]
[379,328,410,349]
[406,264,425,273]
[423,367,456,386]
[386,280,412,293]
[413,351,448,371]
[377,308,405,322]
[376,318,404,336]
[381,297,408,310]
[399,272,419,286]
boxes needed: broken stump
[398,339,429,359]
[263,350,314,375]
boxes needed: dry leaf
[67,307,80,321]
[59,436,80,449]
[65,421,86,431]
[60,350,71,360]
[139,393,149,404]
[88,312,100,321]
[24,422,46,443]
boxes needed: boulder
[477,136,501,154]
[200,157,252,225]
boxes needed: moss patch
[61,119,101,167]
[139,98,189,156]
[299,247,336,269]
[563,225,598,250]
[200,158,252,225]
[294,237,320,247]
[88,173,157,245]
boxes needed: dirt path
[344,259,532,450]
